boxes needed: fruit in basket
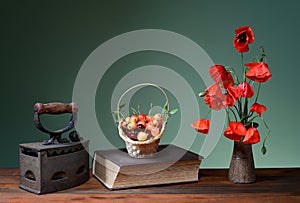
[152,119,162,127]
[146,122,154,131]
[151,127,160,136]
[138,114,147,122]
[127,122,137,131]
[146,116,154,123]
[137,131,148,141]
[127,130,138,140]
[154,113,162,121]
[117,103,178,142]
[125,116,130,123]
[121,113,161,141]
[137,120,146,128]
[120,120,127,128]
[153,113,163,127]
[130,115,139,123]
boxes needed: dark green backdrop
[1,0,299,168]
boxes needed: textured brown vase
[228,141,256,183]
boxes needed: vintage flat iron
[19,102,89,194]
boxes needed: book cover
[92,145,203,189]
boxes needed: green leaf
[169,109,179,115]
[163,103,168,111]
[261,145,267,155]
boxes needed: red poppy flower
[250,103,267,117]
[224,122,247,142]
[226,94,234,107]
[205,83,223,96]
[227,86,240,101]
[243,127,260,144]
[204,94,227,111]
[191,119,210,134]
[204,84,227,110]
[245,62,272,83]
[237,82,254,98]
[209,65,234,89]
[233,26,254,52]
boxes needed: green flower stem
[226,66,240,84]
[228,107,238,121]
[260,116,271,155]
[119,111,125,119]
[243,97,249,124]
[112,110,125,122]
[262,129,270,153]
[148,103,153,115]
[238,98,242,119]
[254,82,262,104]
[241,52,246,81]
[131,107,138,115]
[204,109,212,119]
[233,105,239,114]
[247,111,254,119]
[252,56,260,62]
[225,108,231,124]
[247,115,259,124]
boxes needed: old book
[92,145,203,189]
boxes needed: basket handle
[117,83,169,122]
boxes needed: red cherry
[138,114,147,122]
[146,115,154,122]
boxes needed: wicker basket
[117,83,169,158]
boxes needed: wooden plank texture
[0,168,300,202]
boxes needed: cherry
[137,124,145,129]
[151,127,160,136]
[130,115,139,123]
[146,115,154,123]
[137,132,148,141]
[154,113,162,121]
[127,131,138,141]
[127,122,137,131]
[138,114,147,122]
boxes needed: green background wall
[1,0,299,168]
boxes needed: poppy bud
[198,92,207,97]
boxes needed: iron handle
[33,102,78,115]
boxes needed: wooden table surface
[1,168,300,203]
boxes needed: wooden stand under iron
[19,102,89,194]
